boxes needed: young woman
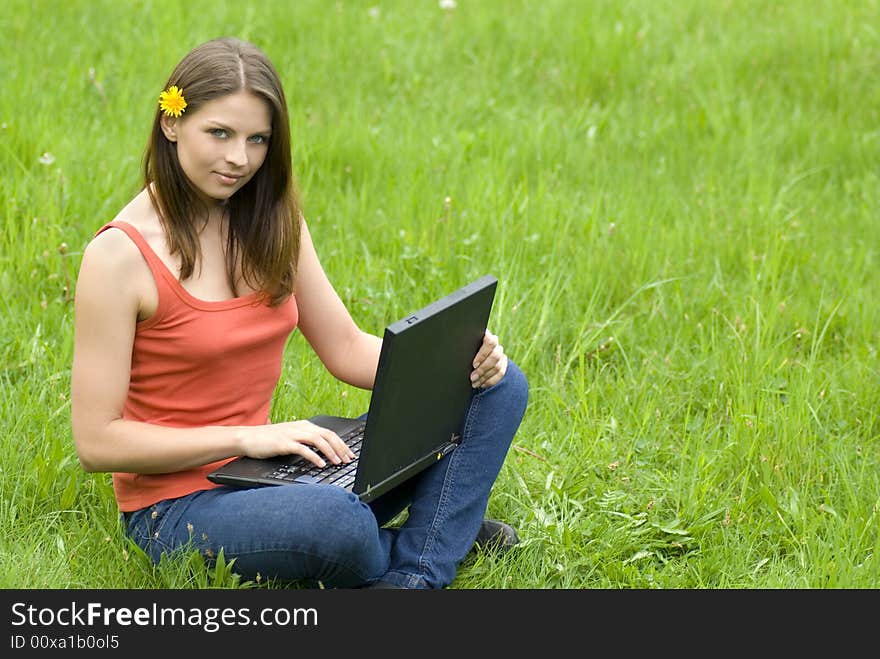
[70,37,528,589]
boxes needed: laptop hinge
[357,442,459,503]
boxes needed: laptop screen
[353,275,497,497]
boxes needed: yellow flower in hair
[159,85,187,117]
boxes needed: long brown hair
[143,37,300,306]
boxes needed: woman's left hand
[471,329,508,389]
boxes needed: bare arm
[70,229,353,474]
[294,218,382,389]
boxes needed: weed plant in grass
[1,0,877,589]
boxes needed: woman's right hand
[236,420,356,468]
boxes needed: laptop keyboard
[265,422,365,490]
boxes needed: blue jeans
[123,361,528,589]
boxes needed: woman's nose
[225,140,248,167]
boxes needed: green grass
[1,0,877,589]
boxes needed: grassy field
[1,0,877,589]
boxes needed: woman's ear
[160,115,178,142]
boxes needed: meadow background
[1,0,877,589]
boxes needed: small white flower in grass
[39,152,55,165]
[439,0,457,10]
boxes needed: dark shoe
[362,580,401,589]
[474,519,519,553]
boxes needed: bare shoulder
[82,222,143,277]
[77,190,159,309]
[77,231,154,321]
[83,190,157,271]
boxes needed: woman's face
[161,90,272,205]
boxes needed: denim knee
[303,487,390,583]
[488,359,528,455]
[498,359,529,417]
[328,493,384,554]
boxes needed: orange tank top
[96,221,299,512]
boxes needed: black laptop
[207,274,498,503]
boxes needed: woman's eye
[210,128,227,138]
[248,135,267,144]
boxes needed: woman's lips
[215,172,242,185]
